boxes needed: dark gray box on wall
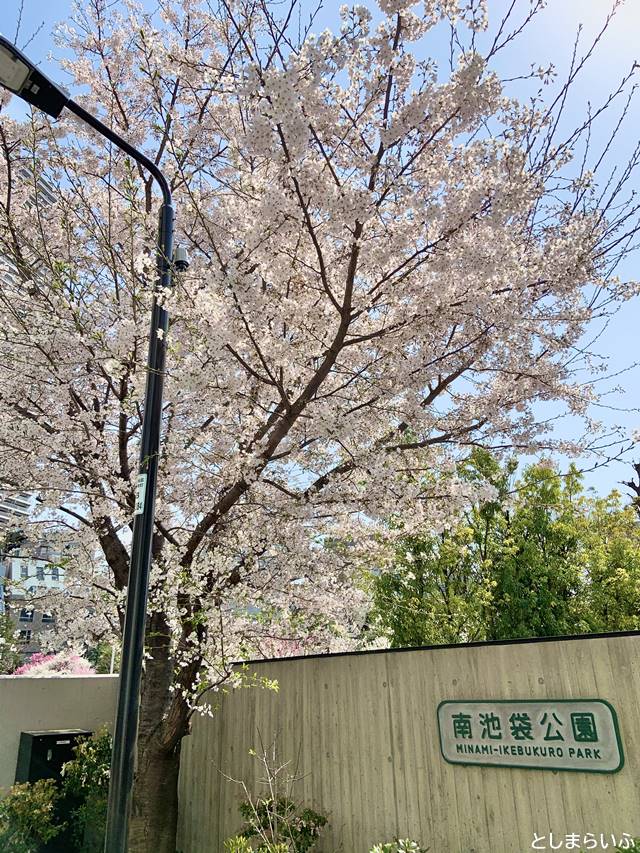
[14,729,92,783]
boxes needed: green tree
[580,493,640,632]
[365,455,640,646]
[85,641,120,674]
[366,528,491,646]
[487,463,589,640]
[365,449,512,645]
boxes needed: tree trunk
[128,740,182,853]
[126,610,192,853]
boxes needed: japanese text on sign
[437,700,623,773]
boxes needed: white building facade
[0,492,32,528]
[1,542,65,653]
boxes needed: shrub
[224,838,254,853]
[370,841,429,853]
[14,650,95,676]
[224,735,328,853]
[0,729,111,853]
[0,778,64,853]
[60,727,112,851]
[225,837,288,853]
[235,797,327,852]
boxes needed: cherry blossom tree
[0,0,639,849]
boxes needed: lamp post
[0,35,186,852]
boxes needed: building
[0,165,56,538]
[0,168,63,655]
[0,491,33,528]
[1,540,65,655]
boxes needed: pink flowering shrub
[14,651,95,676]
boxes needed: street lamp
[0,35,187,853]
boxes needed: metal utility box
[14,729,92,784]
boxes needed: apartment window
[20,564,28,579]
[51,566,59,581]
[19,608,34,622]
[36,566,44,581]
[42,612,55,623]
[18,630,32,644]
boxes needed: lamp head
[0,35,68,118]
[173,245,190,272]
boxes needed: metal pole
[0,39,177,848]
[62,99,175,853]
[103,201,174,852]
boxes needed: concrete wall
[0,675,118,792]
[2,638,638,852]
[177,634,640,853]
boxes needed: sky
[1,0,640,497]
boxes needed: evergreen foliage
[366,452,640,646]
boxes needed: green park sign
[437,699,624,774]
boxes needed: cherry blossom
[0,1,638,850]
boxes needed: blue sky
[1,0,639,497]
